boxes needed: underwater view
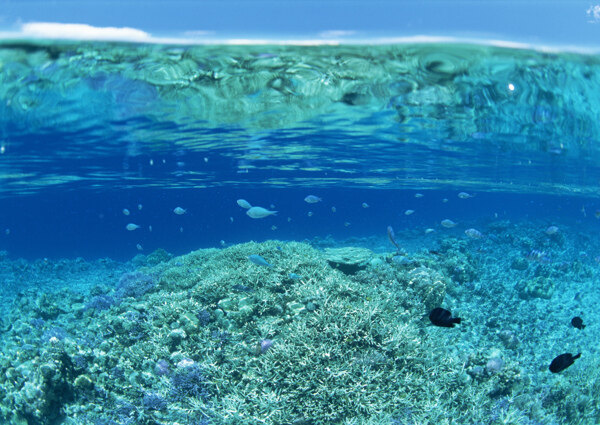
[1,38,600,425]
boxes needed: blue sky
[0,0,599,46]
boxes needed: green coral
[1,240,578,424]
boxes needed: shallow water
[0,40,599,425]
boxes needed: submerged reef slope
[0,239,598,424]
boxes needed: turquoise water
[0,40,600,424]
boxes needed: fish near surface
[549,353,581,373]
[237,199,252,209]
[304,195,322,203]
[429,307,461,328]
[246,206,277,219]
[248,254,272,267]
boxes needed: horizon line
[0,22,598,54]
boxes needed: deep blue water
[0,187,594,260]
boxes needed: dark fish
[549,352,581,373]
[387,226,400,251]
[571,316,585,330]
[429,307,461,328]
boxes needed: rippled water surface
[1,41,600,196]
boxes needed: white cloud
[317,30,357,38]
[20,22,151,41]
[587,5,600,22]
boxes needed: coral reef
[0,233,598,425]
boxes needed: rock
[510,257,528,271]
[517,277,554,299]
[73,375,94,391]
[324,247,374,275]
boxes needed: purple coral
[42,326,68,342]
[142,393,168,411]
[85,294,116,311]
[170,363,209,401]
[154,359,170,376]
[115,271,156,299]
[196,309,211,327]
[486,357,504,374]
[259,339,273,354]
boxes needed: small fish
[138,204,143,210]
[344,222,351,227]
[442,198,448,203]
[173,207,187,215]
[458,192,474,199]
[179,227,184,232]
[233,284,253,292]
[441,219,457,228]
[271,225,277,231]
[526,249,550,263]
[549,352,581,373]
[424,228,435,234]
[545,226,559,235]
[304,195,322,203]
[237,199,252,209]
[248,254,272,267]
[464,228,483,239]
[307,211,313,217]
[288,273,301,279]
[230,217,234,222]
[331,206,336,213]
[246,206,277,219]
[387,226,400,251]
[595,210,600,219]
[148,225,153,232]
[571,316,585,330]
[362,202,369,208]
[287,217,292,222]
[126,223,140,231]
[122,208,130,216]
[429,307,461,328]
[581,205,587,217]
[415,193,424,198]
[136,244,143,251]
[404,209,415,216]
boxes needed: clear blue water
[1,41,599,259]
[2,40,600,425]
